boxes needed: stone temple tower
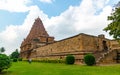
[20,17,54,58]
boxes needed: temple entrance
[102,40,108,51]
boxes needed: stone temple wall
[32,33,112,61]
[81,34,111,51]
[36,34,83,59]
[20,17,120,64]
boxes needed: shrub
[31,59,65,63]
[0,54,11,73]
[84,54,95,66]
[66,55,75,64]
[13,58,17,62]
[18,58,22,61]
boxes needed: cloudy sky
[0,0,119,55]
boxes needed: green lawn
[1,62,120,75]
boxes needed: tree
[0,47,5,54]
[0,54,11,73]
[104,1,120,41]
[10,49,20,59]
[84,54,95,66]
[65,55,75,64]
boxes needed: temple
[20,17,120,64]
[20,17,54,58]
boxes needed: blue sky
[0,0,119,54]
[0,0,81,31]
[31,0,81,17]
[0,11,28,31]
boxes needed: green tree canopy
[104,2,120,41]
[10,49,20,59]
[0,54,11,73]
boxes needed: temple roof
[21,17,49,46]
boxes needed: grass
[1,62,120,75]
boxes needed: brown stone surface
[20,17,120,64]
[35,34,116,61]
[20,17,54,58]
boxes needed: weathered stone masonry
[20,17,54,59]
[20,17,120,64]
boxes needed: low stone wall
[33,34,112,64]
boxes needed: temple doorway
[102,40,108,51]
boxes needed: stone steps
[95,49,114,64]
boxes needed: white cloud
[39,0,54,3]
[45,0,112,39]
[0,5,48,55]
[0,0,113,55]
[0,0,31,12]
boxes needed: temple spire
[21,17,54,47]
[26,17,49,40]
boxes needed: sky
[0,0,119,55]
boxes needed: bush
[31,59,65,63]
[13,58,17,62]
[66,55,75,64]
[18,58,22,61]
[0,54,11,73]
[84,54,95,66]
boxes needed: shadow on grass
[0,71,12,75]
